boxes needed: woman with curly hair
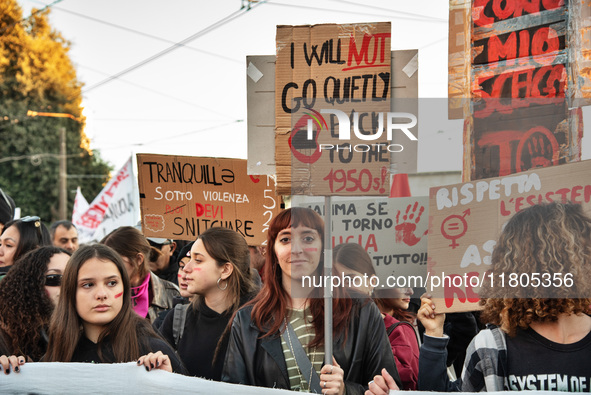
[0,246,70,361]
[369,202,591,395]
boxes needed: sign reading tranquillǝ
[137,154,281,245]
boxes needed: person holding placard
[221,207,400,395]
[367,202,591,394]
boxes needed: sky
[16,0,462,173]
[16,0,591,179]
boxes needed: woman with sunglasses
[42,244,184,372]
[0,246,70,361]
[0,216,51,278]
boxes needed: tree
[0,0,111,223]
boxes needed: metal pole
[59,127,67,220]
[323,195,333,364]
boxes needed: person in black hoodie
[146,227,257,380]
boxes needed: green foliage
[0,0,112,223]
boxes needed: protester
[0,216,51,279]
[332,243,377,296]
[0,188,15,234]
[152,228,256,380]
[369,202,591,394]
[152,241,195,330]
[147,237,178,285]
[332,242,419,390]
[373,286,419,390]
[0,246,70,361]
[100,226,180,322]
[248,244,265,277]
[42,244,184,373]
[222,207,400,394]
[49,220,79,253]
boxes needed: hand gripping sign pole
[323,195,333,364]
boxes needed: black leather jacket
[222,300,401,394]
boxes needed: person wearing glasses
[100,226,180,323]
[0,216,51,279]
[147,237,179,285]
[0,246,70,362]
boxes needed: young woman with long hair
[42,244,184,372]
[0,246,70,361]
[369,202,591,394]
[142,228,257,380]
[0,216,51,277]
[332,242,419,390]
[101,226,180,322]
[221,207,400,395]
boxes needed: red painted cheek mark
[114,292,123,299]
[178,274,183,278]
[194,267,202,271]
[304,248,318,252]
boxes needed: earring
[217,277,228,291]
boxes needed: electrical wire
[0,0,64,35]
[264,1,447,24]
[324,0,447,23]
[28,0,242,65]
[92,120,242,151]
[78,64,239,120]
[82,1,265,93]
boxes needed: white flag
[73,157,139,243]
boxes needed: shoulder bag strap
[281,321,322,393]
[172,303,189,348]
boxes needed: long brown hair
[100,226,160,284]
[480,202,591,335]
[44,244,160,362]
[193,227,256,363]
[249,207,352,348]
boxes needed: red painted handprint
[395,202,428,247]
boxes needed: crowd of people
[0,186,590,394]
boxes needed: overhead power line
[31,1,242,65]
[324,0,447,23]
[83,2,265,93]
[265,1,447,23]
[0,0,64,35]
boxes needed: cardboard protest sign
[293,195,428,284]
[428,159,591,313]
[136,154,281,246]
[274,22,418,196]
[448,0,587,180]
[247,50,419,181]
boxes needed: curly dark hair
[480,202,591,336]
[0,246,70,360]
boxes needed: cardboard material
[247,56,276,176]
[448,1,587,181]
[293,195,428,282]
[428,159,591,313]
[136,154,281,245]
[248,50,419,184]
[274,23,396,195]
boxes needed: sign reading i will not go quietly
[275,22,418,196]
[136,154,281,246]
[293,196,428,282]
[428,159,591,313]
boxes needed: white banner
[73,157,140,243]
[0,361,574,395]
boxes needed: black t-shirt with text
[506,327,591,392]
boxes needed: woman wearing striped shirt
[222,207,400,394]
